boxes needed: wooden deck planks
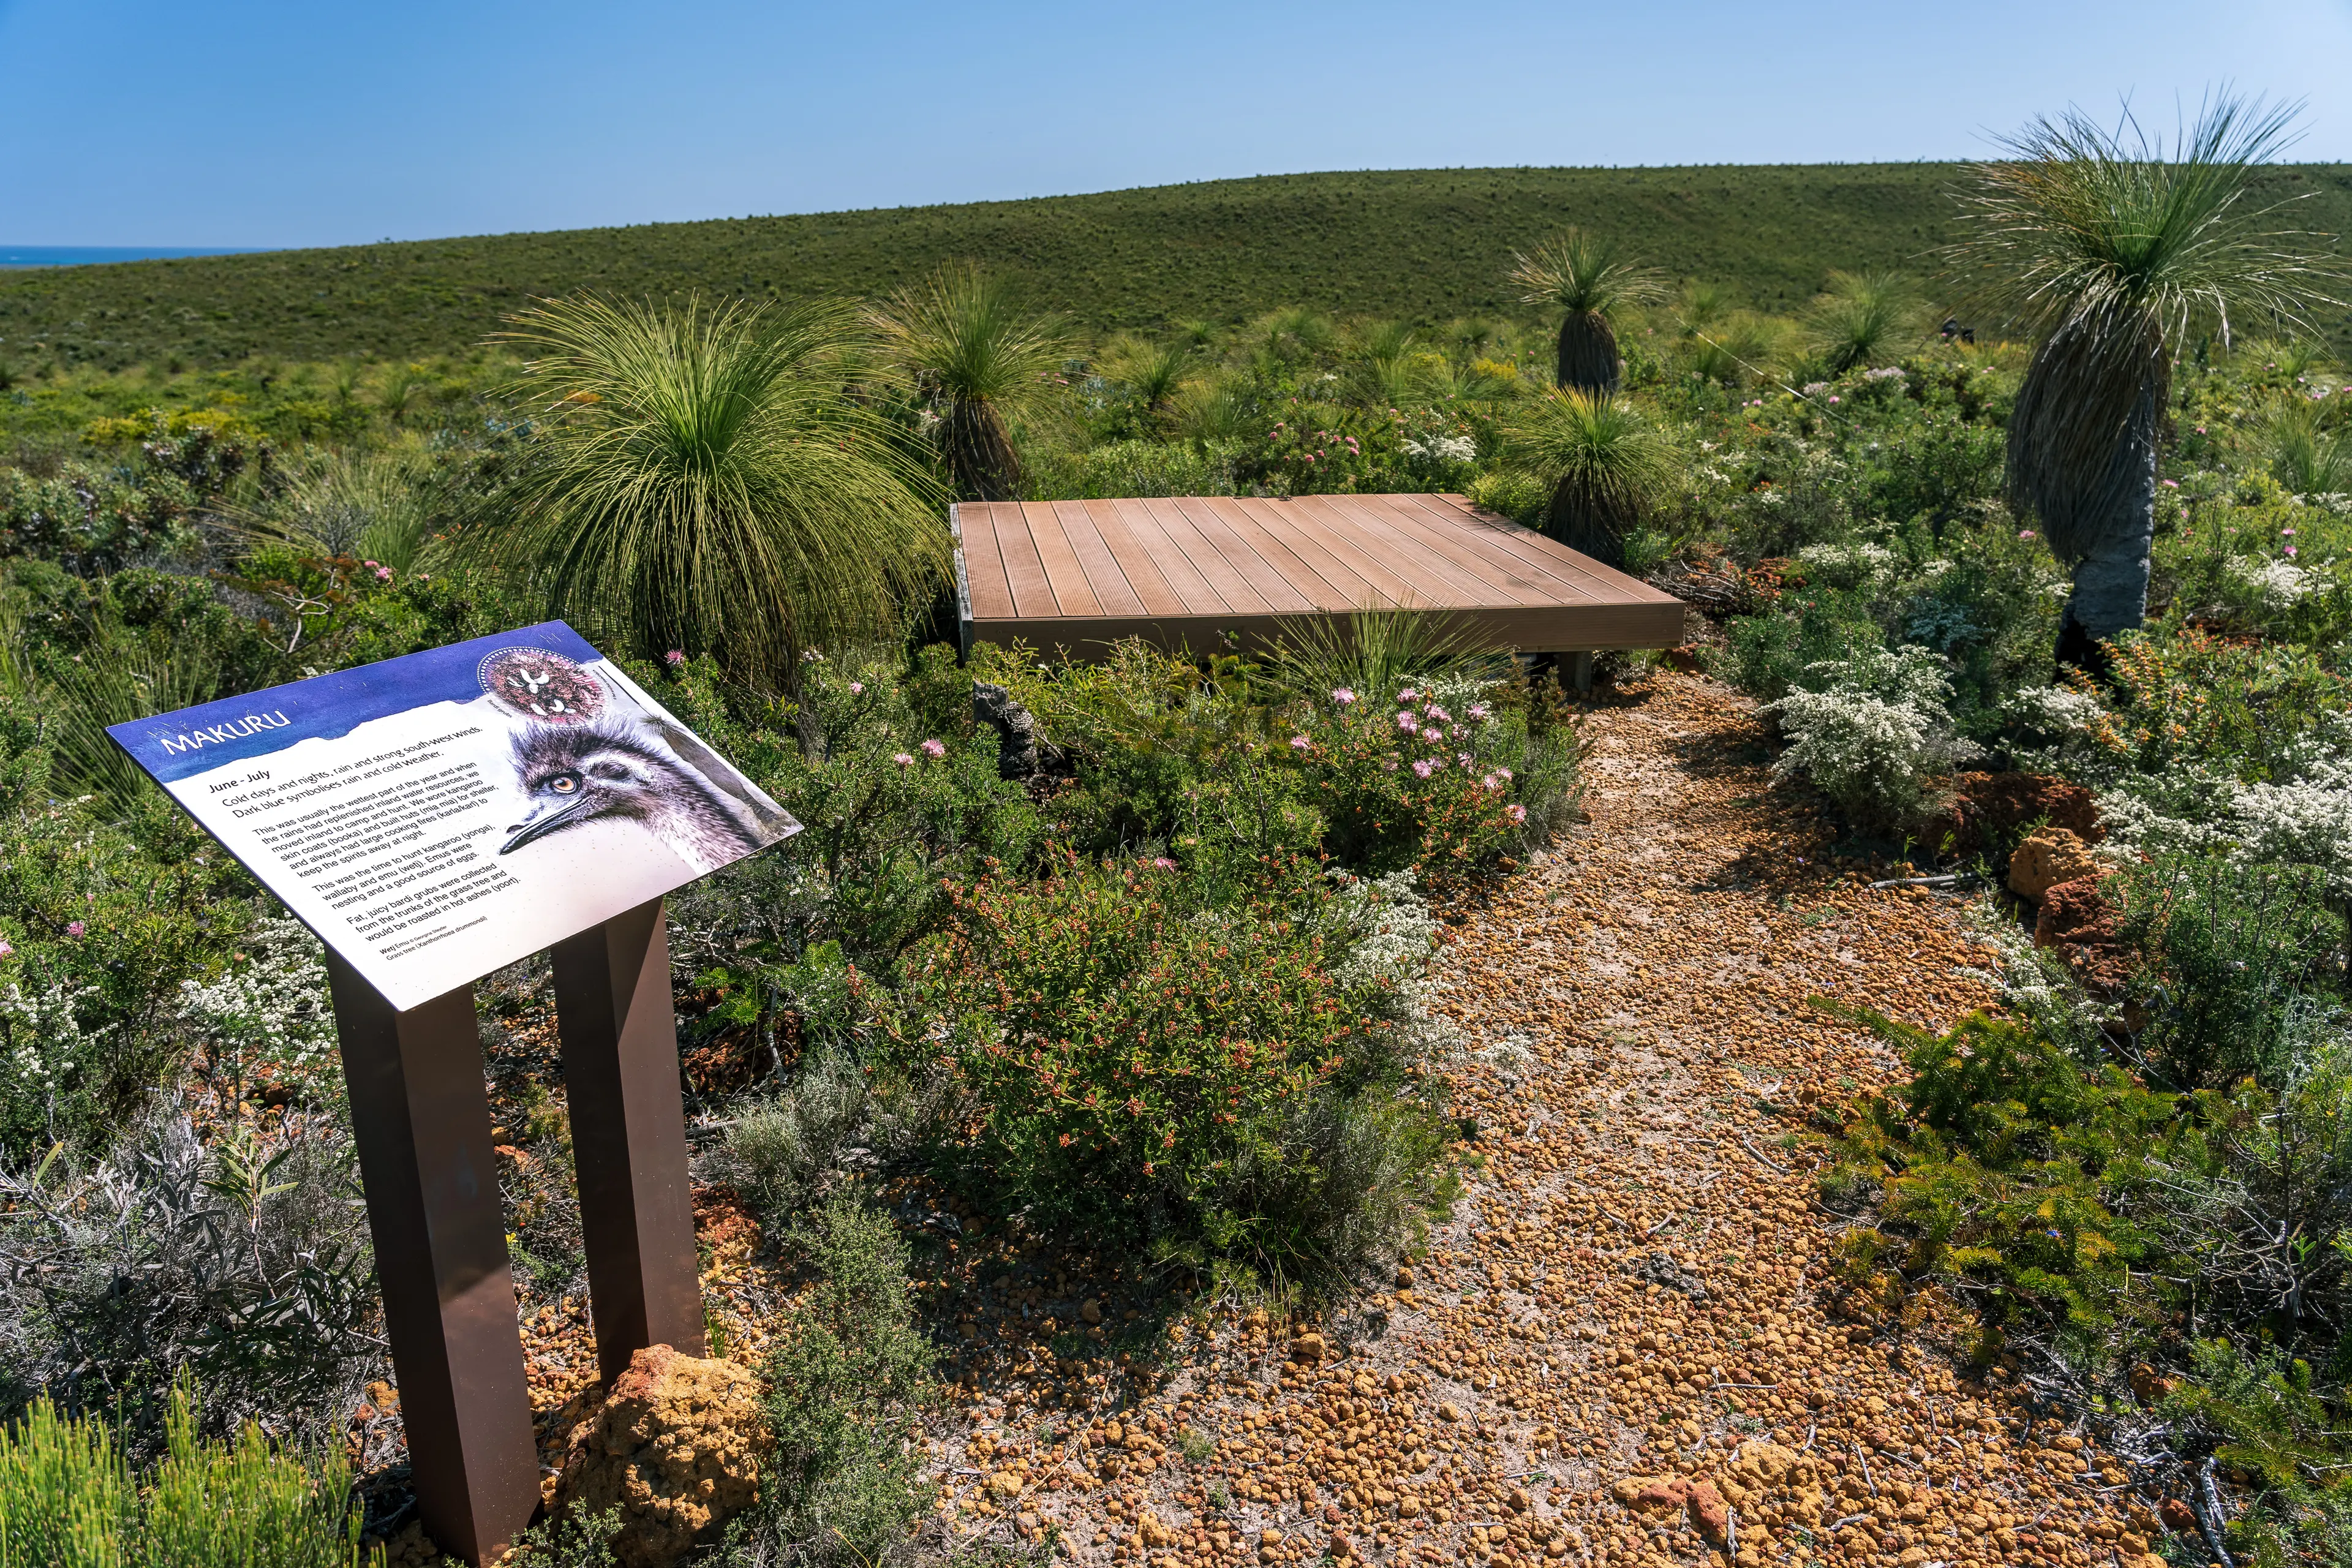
[956,493,1684,655]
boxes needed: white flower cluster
[1,978,107,1091]
[2098,766,2352,898]
[2226,780,2352,898]
[1404,432,1477,464]
[1765,644,1975,824]
[1793,539,1901,595]
[2226,557,2311,611]
[178,916,336,1071]
[1329,867,1462,1057]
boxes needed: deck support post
[1569,650,1595,694]
[552,896,705,1383]
[325,956,539,1567]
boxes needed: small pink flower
[2285,545,2299,557]
[1425,704,1451,723]
[1481,774,1499,790]
[363,559,379,569]
[1396,710,1419,731]
[1457,752,1474,769]
[1152,856,1176,870]
[920,739,946,759]
[1396,688,1419,702]
[1466,703,1490,720]
[1289,735,1311,750]
[66,921,85,937]
[1331,687,1356,705]
[665,650,685,665]
[848,681,865,695]
[1495,767,1513,782]
[2160,478,2178,489]
[1384,760,1398,772]
[374,566,393,581]
[2196,425,2209,432]
[2019,529,2037,541]
[2282,527,2297,536]
[0,940,13,958]
[1411,759,1434,778]
[892,752,915,767]
[1504,804,1527,824]
[1826,395,1840,404]
[1421,727,1442,744]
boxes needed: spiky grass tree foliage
[1807,271,1918,374]
[1509,228,1665,394]
[2250,390,2352,496]
[1504,388,1682,568]
[872,263,1066,502]
[1950,94,2340,670]
[475,292,946,693]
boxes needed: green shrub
[2113,856,2340,1090]
[974,636,1574,886]
[2165,1341,2352,1568]
[0,1379,372,1568]
[889,856,1448,1280]
[720,1052,874,1219]
[1023,437,1240,500]
[0,1108,379,1451]
[728,1198,935,1568]
[0,461,198,576]
[1821,1006,2180,1352]
[0,1397,133,1568]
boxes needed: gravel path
[959,676,2154,1568]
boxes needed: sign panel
[108,623,799,1011]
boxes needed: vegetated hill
[8,164,2352,369]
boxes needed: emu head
[500,722,756,869]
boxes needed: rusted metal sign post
[108,627,798,1566]
[326,897,706,1561]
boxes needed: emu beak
[500,793,595,854]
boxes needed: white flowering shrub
[1403,431,1477,464]
[176,917,337,1098]
[2226,556,2312,612]
[0,979,113,1148]
[1765,644,1976,829]
[2225,780,2352,898]
[1793,538,1902,595]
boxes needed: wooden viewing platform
[953,492,1686,657]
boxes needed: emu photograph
[105,623,799,1008]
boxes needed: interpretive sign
[108,622,799,1009]
[111,622,801,1565]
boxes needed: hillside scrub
[1,168,2350,1564]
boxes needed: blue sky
[6,0,2352,247]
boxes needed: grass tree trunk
[1555,312,1621,394]
[943,399,1023,501]
[2055,379,2160,669]
[1546,480,1630,569]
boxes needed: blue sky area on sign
[108,622,600,784]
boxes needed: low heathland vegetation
[1,100,2348,1568]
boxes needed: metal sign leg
[551,896,705,1383]
[326,954,539,1567]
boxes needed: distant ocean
[0,246,272,268]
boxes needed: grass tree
[873,263,1066,501]
[1951,93,2340,670]
[1504,387,1682,569]
[1806,271,1919,374]
[471,292,946,692]
[1509,228,1665,393]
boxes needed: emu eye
[548,773,580,794]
